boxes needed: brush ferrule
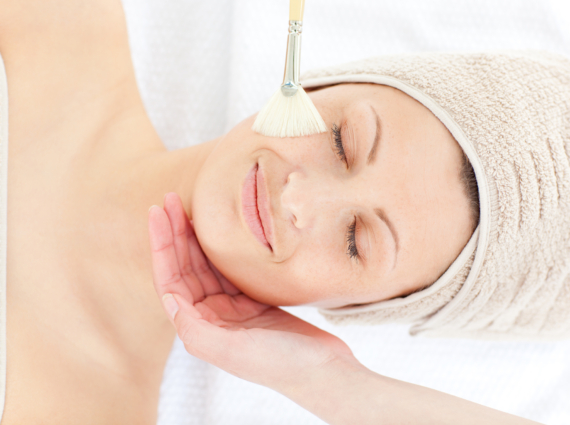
[281,20,303,97]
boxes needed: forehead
[310,81,465,175]
[311,83,449,133]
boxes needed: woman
[1,0,565,423]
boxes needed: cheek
[271,234,358,305]
[207,233,351,307]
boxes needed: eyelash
[332,124,347,165]
[332,124,359,261]
[347,217,359,261]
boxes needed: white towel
[120,0,570,423]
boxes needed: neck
[133,138,220,222]
[74,127,219,391]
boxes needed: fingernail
[149,205,158,213]
[162,293,179,319]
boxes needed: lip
[242,163,274,251]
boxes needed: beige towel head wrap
[301,51,570,341]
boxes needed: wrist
[279,354,384,424]
[276,353,542,425]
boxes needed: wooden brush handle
[289,0,305,21]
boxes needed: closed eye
[332,124,347,166]
[347,216,359,261]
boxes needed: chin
[190,135,261,297]
[192,165,240,276]
[192,196,293,306]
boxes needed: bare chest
[2,116,161,425]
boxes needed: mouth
[242,163,274,251]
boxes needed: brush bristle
[252,86,327,138]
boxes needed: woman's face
[192,83,473,308]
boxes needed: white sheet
[120,1,570,423]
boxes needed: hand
[148,193,540,425]
[148,192,357,392]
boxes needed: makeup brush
[252,0,327,138]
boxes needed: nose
[281,170,339,228]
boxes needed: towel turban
[301,50,570,340]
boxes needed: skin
[148,194,541,425]
[192,83,474,309]
[2,1,182,422]
[0,0,505,424]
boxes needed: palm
[201,292,349,353]
[148,193,353,388]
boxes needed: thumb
[161,293,248,373]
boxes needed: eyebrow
[367,106,382,165]
[374,208,399,263]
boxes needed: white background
[120,1,570,424]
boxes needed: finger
[207,259,241,296]
[148,205,196,304]
[163,193,206,301]
[186,219,224,296]
[170,294,332,389]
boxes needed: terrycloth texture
[0,54,8,423]
[303,51,570,340]
[324,234,479,326]
[120,0,570,424]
